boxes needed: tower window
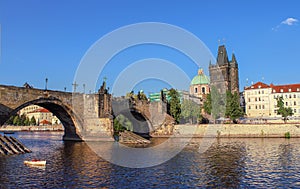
[194,87,198,93]
[202,87,206,94]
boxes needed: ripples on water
[0,132,299,188]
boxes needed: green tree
[24,117,30,126]
[168,88,181,124]
[13,115,20,125]
[225,92,244,123]
[276,96,293,123]
[203,93,212,115]
[30,116,37,126]
[181,99,201,124]
[204,86,226,122]
[114,114,133,132]
[5,116,14,125]
[19,114,26,126]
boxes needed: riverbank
[169,123,300,138]
[0,125,64,132]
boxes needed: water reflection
[202,139,247,188]
[0,133,299,188]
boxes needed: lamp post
[45,78,48,90]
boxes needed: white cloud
[281,17,298,26]
[272,17,298,31]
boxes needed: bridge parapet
[0,83,114,141]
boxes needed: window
[262,105,265,109]
[262,90,264,94]
[255,97,257,102]
[259,105,261,109]
[289,94,292,99]
[294,94,297,98]
[259,97,261,101]
[202,87,205,94]
[255,105,258,109]
[248,98,251,102]
[294,109,297,113]
[194,87,198,93]
[286,102,288,106]
[273,89,276,93]
[289,89,292,92]
[294,101,297,106]
[280,89,283,93]
[258,91,261,94]
[248,106,251,110]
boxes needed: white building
[20,105,61,125]
[244,82,300,119]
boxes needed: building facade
[20,105,61,125]
[209,45,239,94]
[244,82,300,118]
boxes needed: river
[0,132,299,188]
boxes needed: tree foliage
[276,96,293,123]
[225,92,244,123]
[181,99,201,124]
[30,116,37,126]
[113,114,133,132]
[168,88,181,124]
[203,86,226,121]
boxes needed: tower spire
[217,45,229,65]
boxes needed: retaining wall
[173,124,300,138]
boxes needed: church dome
[191,69,210,85]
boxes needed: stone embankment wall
[0,124,64,131]
[172,124,300,138]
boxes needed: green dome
[191,69,210,85]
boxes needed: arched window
[194,87,198,93]
[202,87,206,94]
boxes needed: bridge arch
[2,97,83,141]
[115,109,153,137]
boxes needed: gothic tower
[209,45,239,94]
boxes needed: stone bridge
[112,97,175,136]
[0,82,113,141]
[0,83,175,141]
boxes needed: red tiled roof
[245,81,300,93]
[271,83,300,93]
[40,119,51,124]
[28,108,50,114]
[244,82,270,90]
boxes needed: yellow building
[244,82,300,119]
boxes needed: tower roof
[217,45,229,65]
[191,69,210,85]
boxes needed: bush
[284,132,291,139]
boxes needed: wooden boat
[24,160,46,166]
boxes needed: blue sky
[0,0,299,96]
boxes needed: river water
[0,132,299,188]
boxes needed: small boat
[3,131,15,134]
[24,160,46,166]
